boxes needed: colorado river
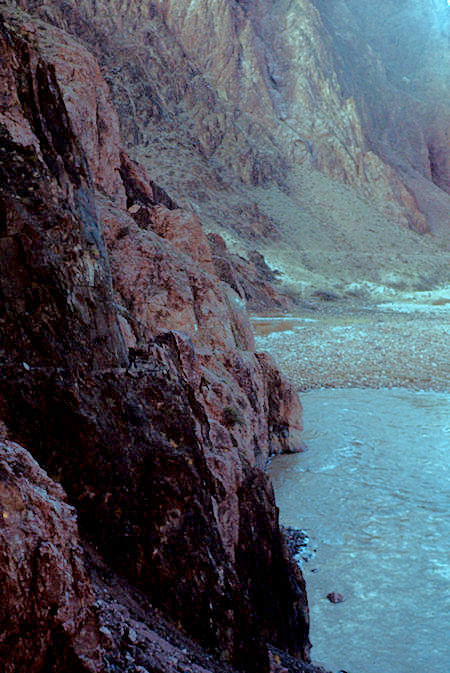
[269,388,450,673]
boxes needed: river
[269,388,450,673]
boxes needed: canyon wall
[0,6,314,672]
[312,0,450,234]
[1,1,448,670]
[13,0,449,300]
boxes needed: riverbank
[269,388,450,673]
[259,300,450,672]
[251,300,450,391]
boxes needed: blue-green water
[269,389,450,673]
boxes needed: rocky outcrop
[0,9,126,372]
[208,233,296,313]
[0,7,312,673]
[18,0,438,233]
[0,439,102,673]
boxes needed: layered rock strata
[12,0,449,305]
[0,8,311,672]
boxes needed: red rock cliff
[0,7,312,672]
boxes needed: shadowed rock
[0,9,312,673]
[0,439,102,673]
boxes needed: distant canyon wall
[312,0,450,233]
[15,0,449,237]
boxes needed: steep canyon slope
[0,5,323,672]
[14,0,450,303]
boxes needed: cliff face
[0,6,311,672]
[0,1,448,671]
[15,0,449,299]
[311,0,450,235]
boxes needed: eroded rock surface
[0,440,102,673]
[17,0,449,296]
[0,7,312,672]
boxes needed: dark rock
[326,592,345,604]
[282,527,310,558]
[119,152,179,211]
[0,439,102,673]
[0,10,311,673]
[311,291,342,303]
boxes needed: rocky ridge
[0,6,323,673]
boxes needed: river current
[269,388,450,673]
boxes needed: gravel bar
[252,304,450,392]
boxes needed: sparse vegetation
[223,405,245,427]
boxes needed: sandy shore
[251,301,450,392]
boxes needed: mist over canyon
[0,1,448,672]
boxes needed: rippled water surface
[269,389,450,673]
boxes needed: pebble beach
[251,300,450,392]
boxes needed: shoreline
[269,387,450,673]
[251,301,449,393]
